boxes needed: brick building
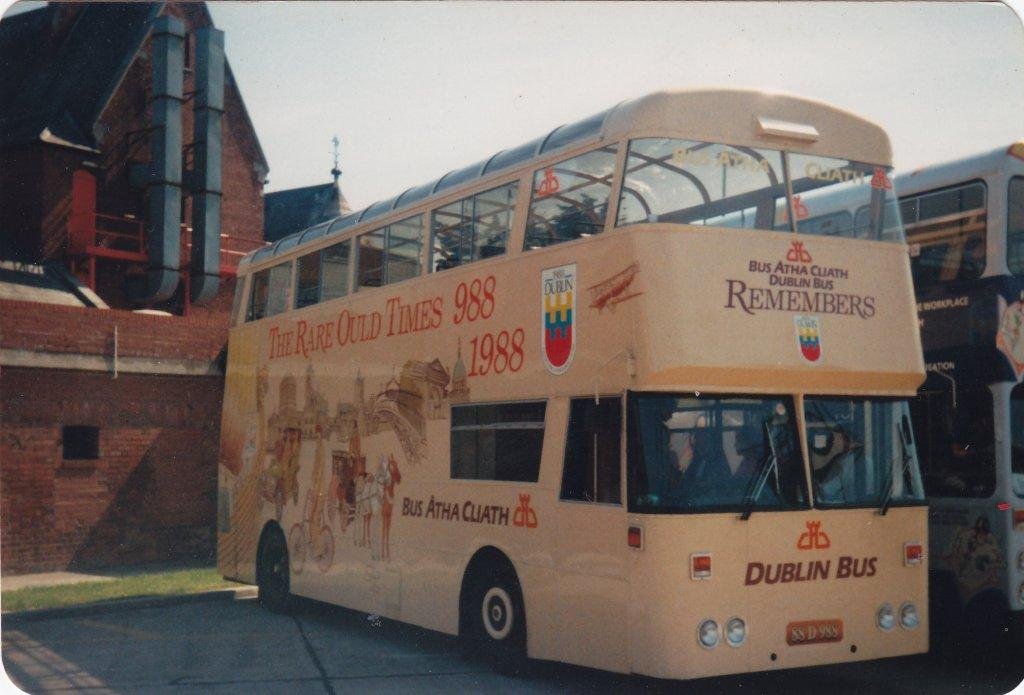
[0,2,269,573]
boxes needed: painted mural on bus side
[220,348,470,570]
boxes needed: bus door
[552,395,629,672]
[910,374,1004,610]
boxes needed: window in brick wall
[62,426,99,460]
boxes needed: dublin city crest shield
[542,263,576,374]
[794,315,822,363]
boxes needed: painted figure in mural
[264,426,301,519]
[328,452,351,534]
[378,454,402,561]
[354,469,371,548]
[946,515,1005,598]
[329,431,362,534]
[282,427,301,505]
[307,426,331,561]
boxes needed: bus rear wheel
[257,526,293,613]
[463,566,526,670]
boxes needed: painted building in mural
[0,1,268,573]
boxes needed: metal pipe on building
[129,15,185,304]
[188,26,224,305]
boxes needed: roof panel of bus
[894,143,1022,196]
[483,136,545,174]
[601,89,891,165]
[540,107,614,154]
[298,219,333,245]
[249,88,892,268]
[327,212,360,235]
[358,194,403,224]
[433,160,488,195]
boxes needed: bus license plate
[785,619,843,646]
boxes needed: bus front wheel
[257,526,293,613]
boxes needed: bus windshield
[1011,384,1024,498]
[910,382,996,498]
[628,393,808,513]
[805,397,925,508]
[616,138,902,242]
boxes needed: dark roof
[0,2,268,171]
[263,181,351,243]
[0,3,158,149]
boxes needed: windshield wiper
[740,420,778,521]
[878,415,912,516]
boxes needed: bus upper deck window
[432,182,516,272]
[357,215,423,291]
[1010,383,1024,498]
[903,182,987,287]
[617,139,784,232]
[295,239,351,310]
[246,262,292,322]
[523,146,617,251]
[230,275,247,327]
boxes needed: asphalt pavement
[1,593,1022,694]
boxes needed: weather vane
[331,135,342,184]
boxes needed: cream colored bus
[217,89,928,679]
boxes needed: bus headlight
[876,603,896,631]
[899,602,920,630]
[698,619,720,648]
[725,617,747,646]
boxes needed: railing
[68,211,146,260]
[180,225,269,275]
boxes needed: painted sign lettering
[726,242,876,319]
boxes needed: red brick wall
[1,368,223,573]
[0,300,227,361]
[0,302,229,573]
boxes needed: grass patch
[1,567,237,613]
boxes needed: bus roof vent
[756,116,819,142]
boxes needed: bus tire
[461,556,526,671]
[256,525,293,613]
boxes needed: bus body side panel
[217,324,263,584]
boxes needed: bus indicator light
[628,526,643,549]
[691,553,712,580]
[1008,142,1024,161]
[904,542,923,566]
[996,501,1010,512]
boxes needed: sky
[5,1,1024,210]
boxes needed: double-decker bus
[896,143,1024,645]
[217,89,928,679]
